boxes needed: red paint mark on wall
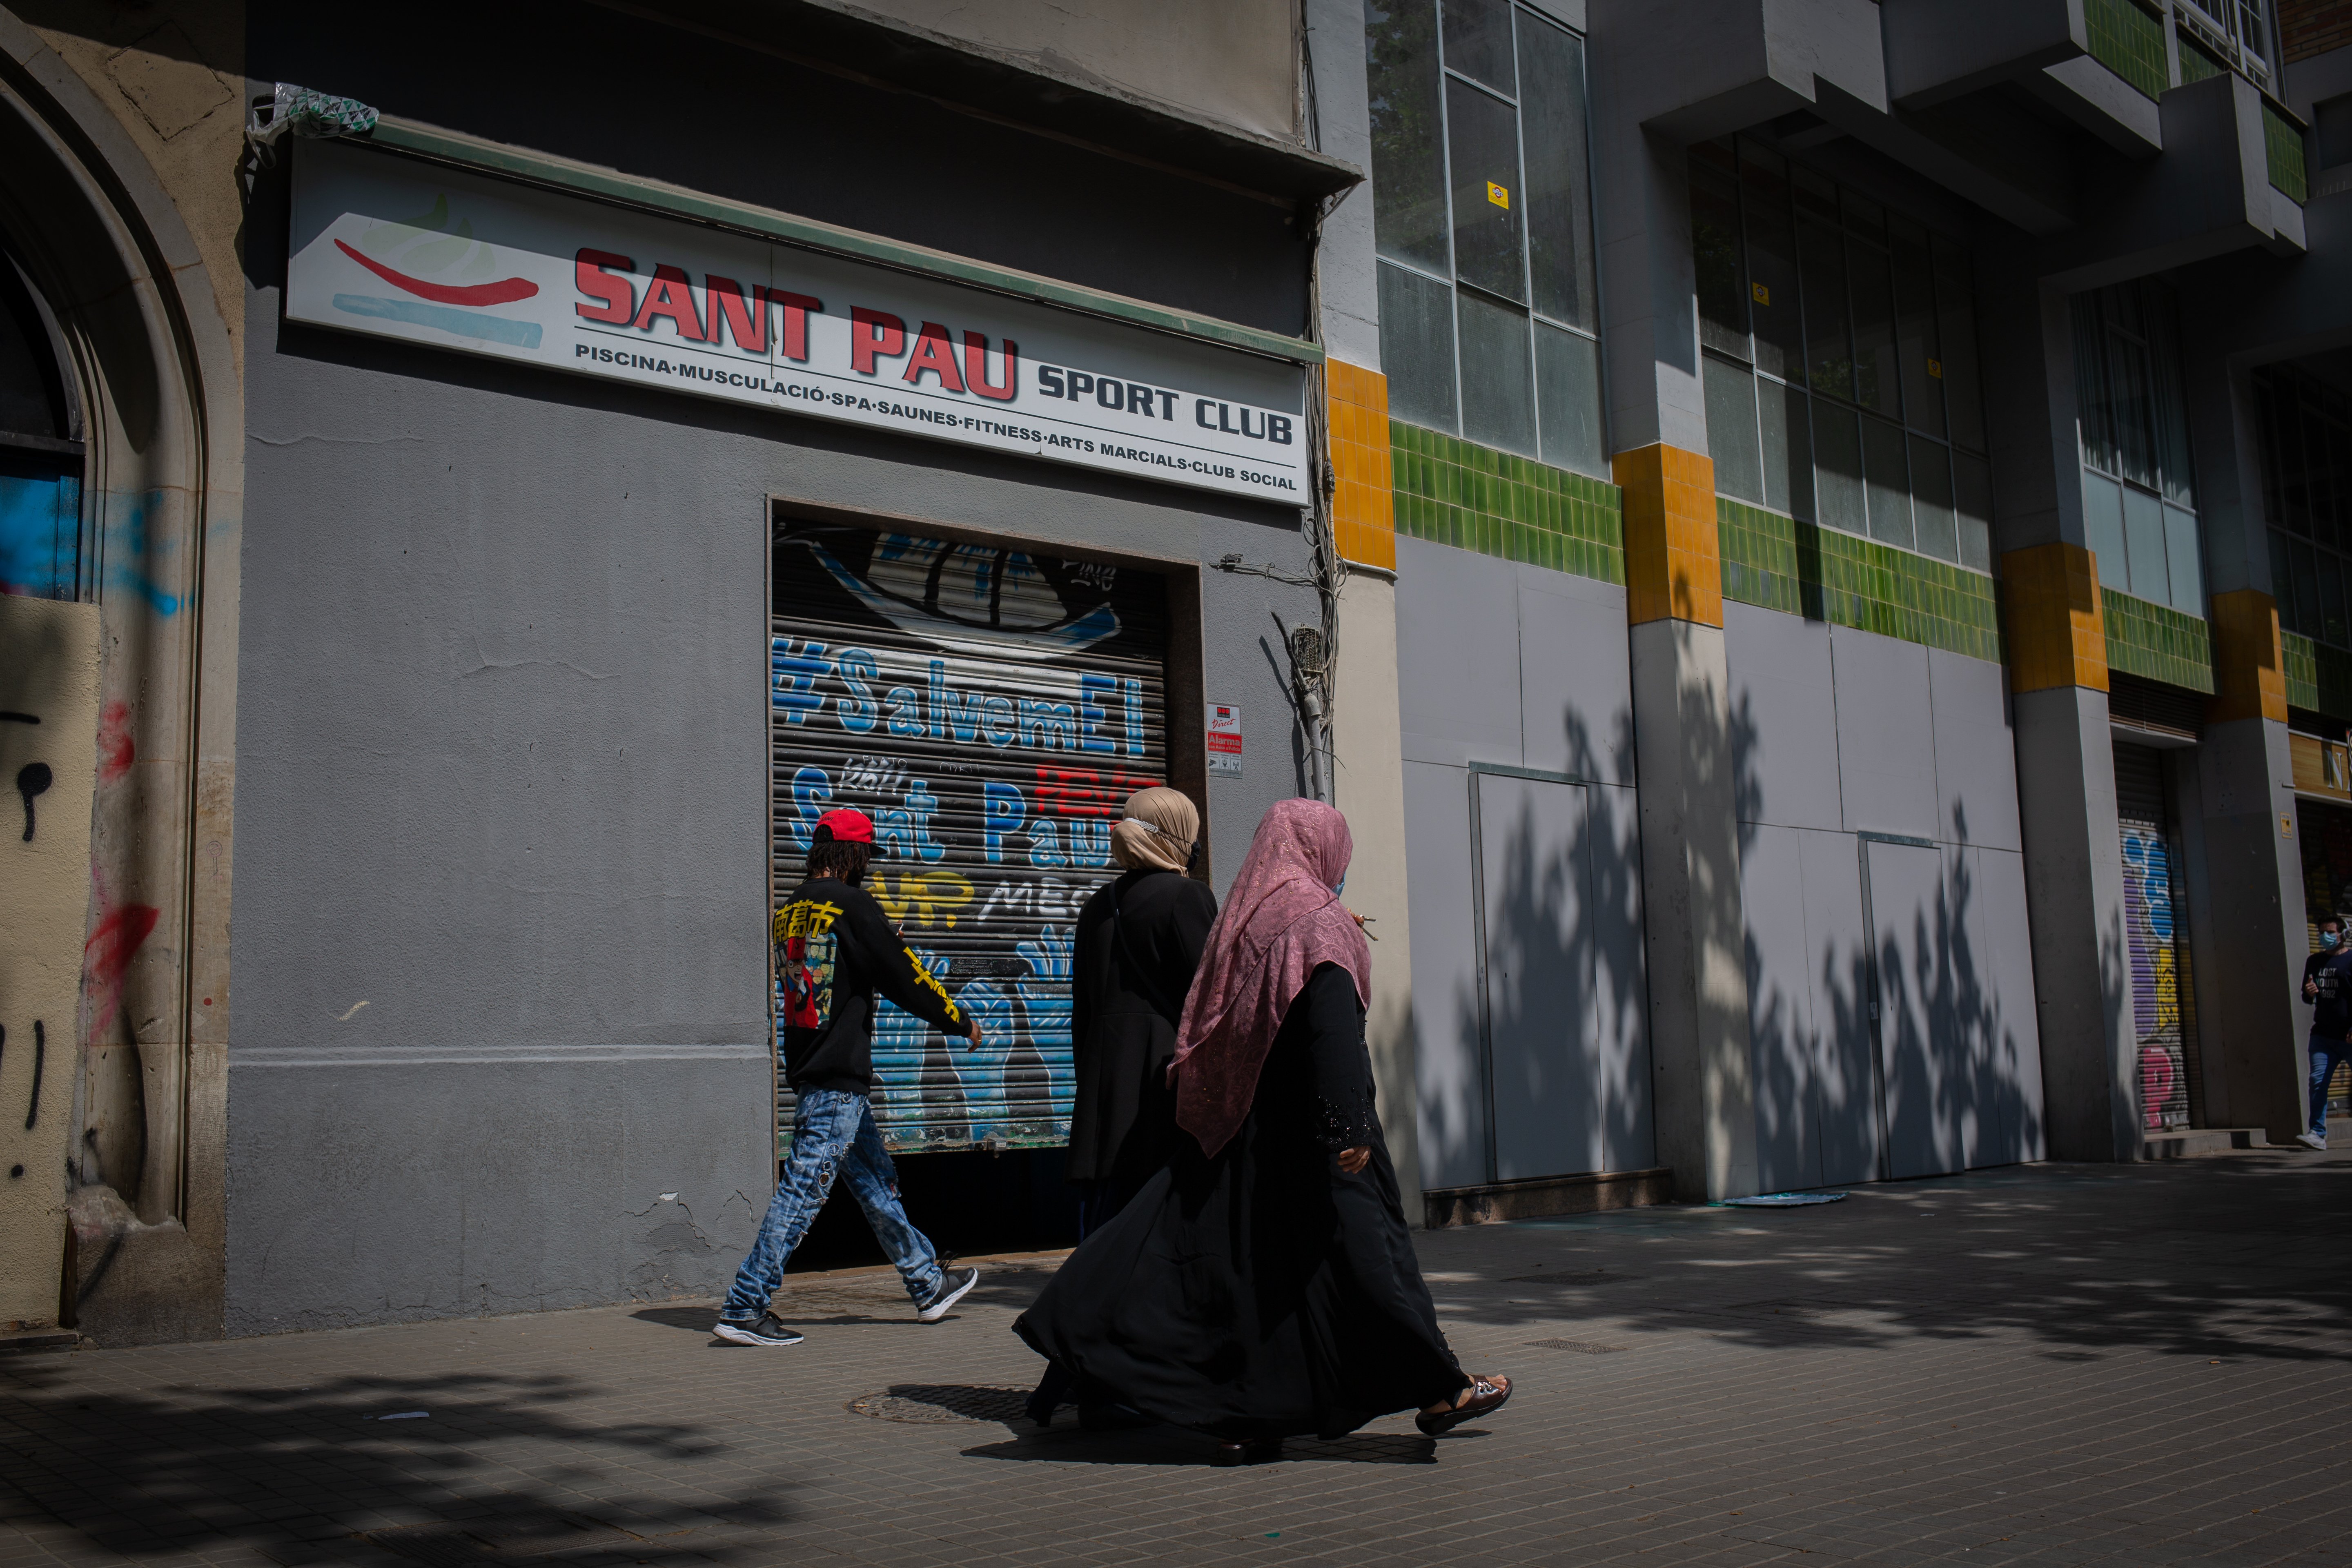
[96,700,133,783]
[83,899,158,1040]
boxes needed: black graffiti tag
[16,762,51,841]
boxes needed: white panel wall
[1397,536,1649,1190]
[1728,608,2039,1187]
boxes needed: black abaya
[1015,963,1467,1441]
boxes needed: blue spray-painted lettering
[837,648,879,733]
[789,765,832,850]
[1014,926,1076,1109]
[1067,820,1113,868]
[982,781,1026,864]
[1122,678,1144,757]
[979,695,1018,747]
[1018,697,1077,749]
[885,685,924,736]
[1077,674,1118,755]
[929,660,983,743]
[1028,819,1067,867]
[773,637,829,725]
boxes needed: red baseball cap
[813,807,875,844]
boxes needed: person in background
[1015,798,1512,1464]
[1026,786,1216,1425]
[715,808,983,1345]
[2298,911,2352,1152]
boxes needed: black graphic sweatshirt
[773,875,966,1095]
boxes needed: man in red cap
[715,806,984,1345]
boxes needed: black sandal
[1417,1374,1512,1436]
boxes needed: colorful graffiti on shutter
[2120,825,2189,1131]
[769,520,1172,1154]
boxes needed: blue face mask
[2328,930,2343,950]
[1332,874,1348,897]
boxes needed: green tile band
[2264,100,2309,203]
[2283,630,2352,719]
[1388,420,1624,584]
[2084,0,2168,101]
[1717,497,2002,663]
[2101,587,2214,694]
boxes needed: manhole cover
[846,1384,1033,1423]
[1524,1338,1626,1354]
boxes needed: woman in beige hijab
[1027,786,1216,1425]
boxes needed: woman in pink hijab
[1015,798,1512,1463]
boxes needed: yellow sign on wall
[1486,181,1509,209]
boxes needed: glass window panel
[1704,355,1764,504]
[2256,372,2284,523]
[2083,471,2128,590]
[1798,215,1853,402]
[1909,437,1957,561]
[2308,407,2340,553]
[1933,235,1986,451]
[1842,189,1886,247]
[1760,376,1814,520]
[2110,331,2157,492]
[2071,292,2114,475]
[1365,0,1452,276]
[1793,165,1839,221]
[2271,530,2296,628]
[1377,261,1459,432]
[2123,484,2169,605]
[2143,281,2196,509]
[2163,504,2204,616]
[1849,237,1900,419]
[2293,536,2324,641]
[1891,217,1944,439]
[1517,13,1596,332]
[1814,400,1865,534]
[2276,378,2311,536]
[2314,545,2333,644]
[1739,140,1803,385]
[1535,322,1606,479]
[2326,417,2352,554]
[1445,78,1527,303]
[1457,289,1537,456]
[1691,163,1748,361]
[1954,451,1993,571]
[1440,0,1515,95]
[1862,416,1911,548]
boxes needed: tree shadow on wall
[1423,709,1651,1186]
[0,1365,792,1566]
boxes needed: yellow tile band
[1325,360,1396,572]
[2209,588,2288,724]
[1613,443,1721,627]
[2002,542,2109,694]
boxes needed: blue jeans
[720,1088,944,1319]
[2311,1033,2349,1138]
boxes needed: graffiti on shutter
[769,519,1169,1154]
[2114,743,2191,1132]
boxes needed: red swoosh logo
[335,239,539,306]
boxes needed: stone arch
[0,11,241,1343]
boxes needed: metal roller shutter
[769,519,1171,1155]
[2113,742,2196,1131]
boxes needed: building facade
[2,0,2349,1345]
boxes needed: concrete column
[2185,592,2310,1140]
[1618,443,1760,1202]
[2003,542,2137,1160]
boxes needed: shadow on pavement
[1417,1158,2352,1363]
[0,1365,791,1566]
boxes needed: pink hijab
[1170,797,1372,1158]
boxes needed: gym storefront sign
[285,138,1310,504]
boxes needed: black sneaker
[713,1312,805,1346]
[916,1267,979,1322]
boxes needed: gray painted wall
[1394,536,1650,1191]
[232,193,1318,1335]
[1726,603,2043,1193]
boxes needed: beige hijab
[1110,786,1200,873]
